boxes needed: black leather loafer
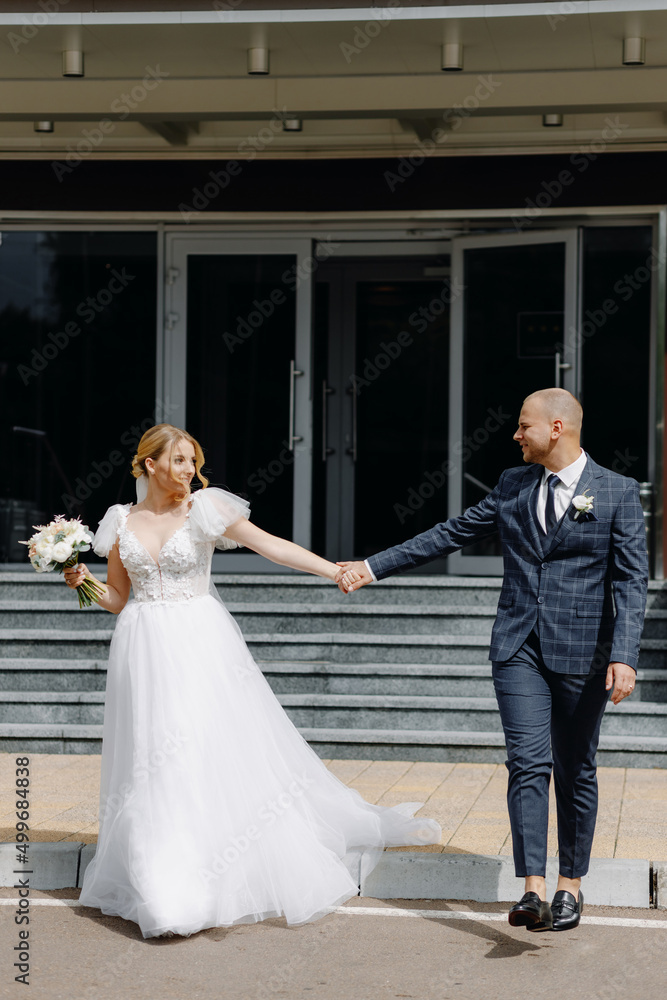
[551,890,584,931]
[508,892,553,931]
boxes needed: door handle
[554,350,572,388]
[322,381,335,461]
[288,359,304,452]
[346,384,358,463]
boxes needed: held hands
[606,662,636,705]
[335,561,373,594]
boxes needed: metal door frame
[163,234,314,572]
[447,228,580,576]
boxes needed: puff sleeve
[188,487,251,550]
[92,504,127,558]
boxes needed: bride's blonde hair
[131,424,209,501]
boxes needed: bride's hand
[63,563,88,589]
[336,561,371,593]
[335,568,350,593]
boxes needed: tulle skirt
[78,594,442,938]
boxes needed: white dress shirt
[536,448,587,533]
[363,448,589,582]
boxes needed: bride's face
[150,438,196,494]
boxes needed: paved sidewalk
[1,753,666,860]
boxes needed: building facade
[1,1,665,575]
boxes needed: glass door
[315,257,451,565]
[164,235,313,571]
[448,229,580,575]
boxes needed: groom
[337,388,648,931]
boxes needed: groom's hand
[606,662,636,704]
[336,561,372,594]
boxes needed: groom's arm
[608,478,649,672]
[338,476,502,591]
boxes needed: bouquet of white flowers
[20,515,106,608]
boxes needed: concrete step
[3,570,667,613]
[264,662,667,699]
[2,628,497,664]
[0,691,105,724]
[3,657,667,703]
[0,572,108,603]
[0,629,498,666]
[0,571,505,605]
[2,629,667,668]
[263,662,497,696]
[0,659,498,697]
[303,728,667,768]
[0,600,498,635]
[0,658,110,692]
[0,602,495,637]
[0,602,109,630]
[0,722,103,754]
[2,689,665,739]
[279,694,667,738]
[0,629,113,660]
[2,722,666,767]
[5,600,667,640]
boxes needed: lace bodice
[93,488,251,605]
[116,507,212,604]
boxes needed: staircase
[1,570,667,766]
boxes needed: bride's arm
[223,518,341,581]
[63,542,131,614]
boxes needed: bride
[63,423,441,939]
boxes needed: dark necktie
[544,473,559,534]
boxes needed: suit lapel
[542,456,603,558]
[517,465,545,559]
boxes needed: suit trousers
[492,629,611,878]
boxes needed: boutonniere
[572,490,597,520]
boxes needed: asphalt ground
[1,889,666,1000]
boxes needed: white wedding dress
[78,486,441,938]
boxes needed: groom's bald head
[524,388,583,435]
[514,388,583,468]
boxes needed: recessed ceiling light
[247,47,269,75]
[62,49,84,77]
[623,37,645,66]
[441,42,463,72]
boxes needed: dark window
[0,231,157,560]
[580,226,652,483]
[186,254,297,543]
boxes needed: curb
[364,854,653,908]
[1,843,664,909]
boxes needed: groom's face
[513,401,553,465]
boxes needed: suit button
[541,563,548,569]
[537,597,544,604]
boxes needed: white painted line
[332,906,667,929]
[0,899,80,907]
[1,899,667,928]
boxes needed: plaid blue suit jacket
[367,456,648,673]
